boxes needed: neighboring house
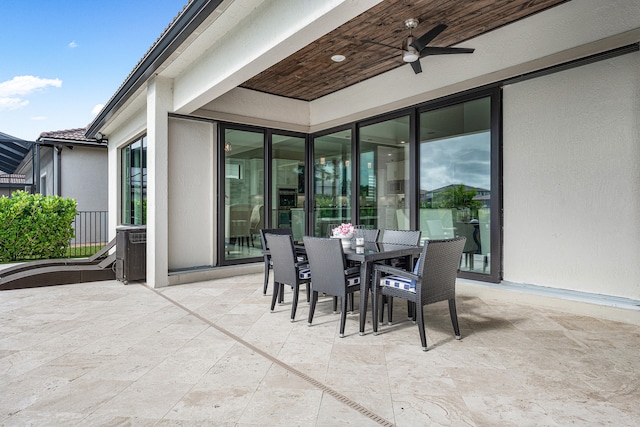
[85,0,639,305]
[14,128,109,244]
[0,131,33,197]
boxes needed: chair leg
[291,284,300,322]
[339,294,348,338]
[348,293,354,313]
[372,288,380,335]
[379,295,385,323]
[448,299,461,339]
[270,281,280,312]
[416,304,428,351]
[306,283,310,303]
[332,296,338,313]
[387,296,394,325]
[279,283,285,303]
[308,291,318,325]
[262,264,270,294]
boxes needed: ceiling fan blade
[410,23,448,52]
[410,60,422,74]
[419,46,475,57]
[361,39,403,52]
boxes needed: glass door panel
[223,128,264,262]
[272,134,306,242]
[359,116,410,231]
[312,129,352,237]
[419,97,491,273]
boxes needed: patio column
[146,76,172,288]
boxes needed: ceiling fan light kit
[362,18,476,74]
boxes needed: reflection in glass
[420,97,491,273]
[313,130,351,237]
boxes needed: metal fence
[68,211,109,257]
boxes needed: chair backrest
[381,229,421,246]
[303,236,348,296]
[454,222,478,253]
[265,233,298,285]
[415,237,466,303]
[259,228,293,251]
[354,227,380,242]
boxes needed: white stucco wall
[60,146,107,211]
[168,117,216,270]
[503,51,640,300]
[38,146,54,196]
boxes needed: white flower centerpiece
[331,223,354,247]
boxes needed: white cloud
[0,76,62,96]
[0,76,62,111]
[91,104,104,115]
[0,97,29,110]
[30,116,48,121]
[68,41,78,48]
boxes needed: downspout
[55,145,62,196]
[34,142,40,194]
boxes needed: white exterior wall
[503,52,640,300]
[107,107,146,241]
[60,147,107,211]
[38,146,54,196]
[168,117,216,270]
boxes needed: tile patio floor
[1,273,639,426]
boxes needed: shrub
[0,191,77,262]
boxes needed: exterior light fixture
[345,160,350,167]
[224,142,232,152]
[320,157,326,165]
[402,18,420,63]
[331,54,346,62]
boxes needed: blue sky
[0,0,187,141]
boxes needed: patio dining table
[297,240,423,335]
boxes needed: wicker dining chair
[354,227,380,242]
[372,237,466,351]
[259,228,293,295]
[303,236,361,337]
[265,233,311,322]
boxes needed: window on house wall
[121,136,147,225]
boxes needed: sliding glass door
[419,96,493,274]
[358,115,411,231]
[312,129,352,237]
[272,133,306,241]
[222,128,264,262]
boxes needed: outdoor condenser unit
[115,225,147,285]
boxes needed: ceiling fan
[366,19,475,74]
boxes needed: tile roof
[37,127,96,142]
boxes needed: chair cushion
[381,275,416,293]
[346,276,360,286]
[299,268,311,279]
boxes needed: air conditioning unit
[115,225,146,284]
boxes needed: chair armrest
[373,263,418,281]
[344,266,360,276]
[294,261,309,269]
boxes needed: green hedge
[0,191,77,262]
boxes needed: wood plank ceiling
[240,0,569,101]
